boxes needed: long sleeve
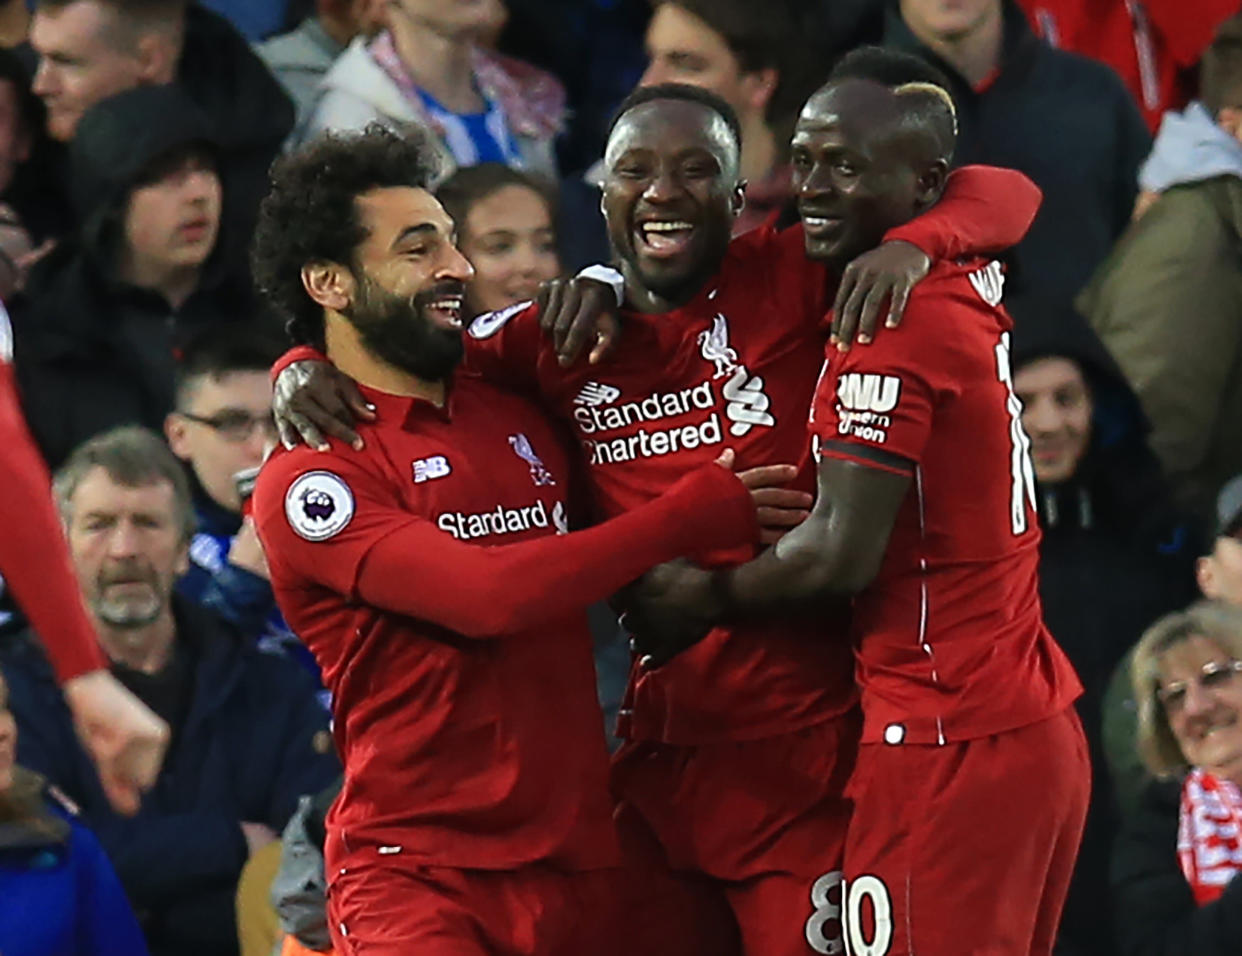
[0,355,106,683]
[885,164,1043,259]
[1112,778,1242,956]
[256,456,757,639]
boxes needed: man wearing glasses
[165,327,311,673]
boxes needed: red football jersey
[810,258,1082,746]
[253,376,757,871]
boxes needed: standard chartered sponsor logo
[573,382,713,434]
[437,499,560,540]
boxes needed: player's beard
[345,274,465,382]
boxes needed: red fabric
[253,376,756,872]
[1016,0,1238,131]
[842,709,1090,955]
[0,323,106,684]
[1177,768,1242,905]
[811,258,1081,744]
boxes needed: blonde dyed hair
[1131,601,1242,777]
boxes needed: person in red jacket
[0,301,166,816]
[249,123,764,956]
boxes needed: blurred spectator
[0,668,150,956]
[1010,297,1199,956]
[0,426,339,956]
[300,0,565,179]
[28,0,294,250]
[434,162,560,318]
[255,0,386,139]
[164,329,314,673]
[198,0,290,42]
[1015,0,1237,132]
[1079,13,1242,525]
[1199,477,1242,607]
[12,85,264,469]
[882,0,1150,305]
[0,0,27,46]
[638,0,819,234]
[1112,601,1242,955]
[0,49,39,300]
[235,839,283,956]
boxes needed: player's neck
[324,312,448,407]
[912,7,1003,88]
[620,263,704,315]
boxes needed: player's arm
[833,166,1042,344]
[255,454,759,639]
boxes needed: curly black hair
[250,123,443,349]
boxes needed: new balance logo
[413,455,451,483]
[969,260,1004,307]
[574,381,621,406]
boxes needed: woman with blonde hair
[1113,601,1242,954]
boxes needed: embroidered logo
[412,455,451,484]
[574,381,622,406]
[509,433,556,486]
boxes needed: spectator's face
[899,0,1000,43]
[0,672,14,793]
[30,0,149,142]
[793,82,927,267]
[334,186,474,380]
[640,4,772,127]
[123,149,221,275]
[389,0,495,38]
[602,99,741,303]
[0,80,31,196]
[1158,634,1242,781]
[65,468,188,631]
[1013,356,1093,485]
[166,372,276,514]
[459,184,559,317]
[1199,534,1242,607]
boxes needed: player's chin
[802,231,851,264]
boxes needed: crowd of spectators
[0,0,1233,953]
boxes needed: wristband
[575,264,625,307]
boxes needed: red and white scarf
[1178,768,1242,904]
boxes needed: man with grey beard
[0,424,339,956]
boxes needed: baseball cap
[1216,475,1242,538]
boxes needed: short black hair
[1202,13,1242,115]
[250,124,443,350]
[608,82,742,155]
[825,46,957,162]
[174,325,285,408]
[435,162,558,242]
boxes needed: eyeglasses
[1157,659,1242,714]
[179,410,278,443]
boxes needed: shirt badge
[412,455,451,483]
[509,433,556,486]
[285,471,355,541]
[698,313,741,378]
[574,381,621,406]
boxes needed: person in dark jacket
[881,0,1151,306]
[0,669,150,956]
[12,83,267,469]
[1010,296,1200,956]
[1,426,339,956]
[28,0,293,253]
[1112,602,1242,956]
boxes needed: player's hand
[227,517,269,580]
[832,240,931,351]
[273,360,375,452]
[61,670,169,816]
[241,821,279,857]
[737,463,812,545]
[537,276,620,367]
[621,559,716,669]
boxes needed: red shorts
[611,711,860,956]
[327,861,622,956]
[840,708,1090,956]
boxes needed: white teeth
[643,221,693,232]
[804,217,833,228]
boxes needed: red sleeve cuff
[271,344,328,384]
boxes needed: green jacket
[1079,175,1242,524]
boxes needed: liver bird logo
[698,313,740,378]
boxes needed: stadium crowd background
[0,0,1238,953]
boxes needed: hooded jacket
[883,0,1150,307]
[0,600,340,956]
[11,84,266,469]
[0,769,149,956]
[1078,101,1242,524]
[1010,299,1199,956]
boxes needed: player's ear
[731,181,747,218]
[302,260,354,313]
[915,159,949,209]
